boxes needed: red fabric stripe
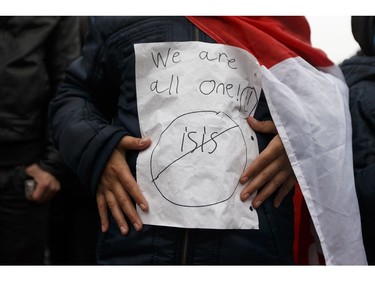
[186,16,333,68]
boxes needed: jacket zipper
[195,25,200,41]
[180,228,190,264]
[180,26,200,265]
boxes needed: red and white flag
[187,16,367,265]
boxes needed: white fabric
[261,57,367,265]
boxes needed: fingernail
[101,225,106,232]
[120,226,127,235]
[139,203,147,211]
[139,138,150,145]
[133,223,141,232]
[241,177,249,184]
[242,193,250,201]
[253,200,262,208]
[248,116,258,123]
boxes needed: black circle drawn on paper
[150,110,248,208]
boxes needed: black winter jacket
[340,16,375,264]
[341,51,375,265]
[49,16,294,265]
[0,16,80,180]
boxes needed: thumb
[246,116,277,134]
[117,135,152,152]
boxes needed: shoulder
[88,16,153,40]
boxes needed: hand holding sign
[240,117,296,209]
[96,136,151,235]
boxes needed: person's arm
[35,17,81,180]
[49,17,149,234]
[26,17,81,203]
[49,17,129,191]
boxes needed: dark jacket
[340,16,375,264]
[49,16,294,265]
[0,16,80,180]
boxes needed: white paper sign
[135,41,262,229]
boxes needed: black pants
[0,166,48,265]
[48,180,98,265]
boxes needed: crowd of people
[0,16,373,265]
